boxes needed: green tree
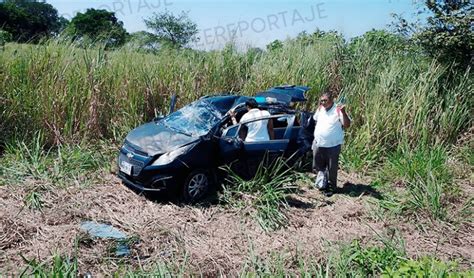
[0,0,66,42]
[292,29,345,48]
[348,29,407,53]
[393,0,473,69]
[266,39,283,51]
[66,9,127,47]
[126,31,161,52]
[144,10,199,48]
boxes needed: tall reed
[1,36,471,165]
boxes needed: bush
[392,0,473,70]
[383,257,472,277]
[0,0,66,42]
[348,29,408,53]
[0,29,12,47]
[335,240,405,276]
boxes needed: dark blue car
[118,85,314,202]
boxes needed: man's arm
[338,105,351,128]
[229,109,238,125]
[267,119,275,140]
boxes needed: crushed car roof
[201,85,310,112]
[202,95,251,114]
[256,85,310,104]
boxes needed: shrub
[0,29,12,47]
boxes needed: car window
[274,116,289,128]
[223,126,239,137]
[162,101,222,137]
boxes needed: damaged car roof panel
[256,85,310,104]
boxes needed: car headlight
[152,143,195,166]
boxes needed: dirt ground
[0,172,472,276]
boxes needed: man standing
[312,91,351,196]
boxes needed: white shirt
[240,108,271,142]
[313,105,345,148]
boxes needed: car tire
[182,169,212,203]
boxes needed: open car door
[219,114,296,178]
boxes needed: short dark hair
[245,98,258,109]
[321,90,333,99]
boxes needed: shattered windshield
[161,100,223,137]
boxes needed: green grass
[20,253,78,278]
[382,257,472,278]
[219,155,298,231]
[328,240,405,276]
[0,133,113,189]
[1,36,471,156]
[376,144,456,220]
[121,264,174,278]
[0,133,116,211]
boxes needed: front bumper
[118,171,174,193]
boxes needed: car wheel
[182,169,212,203]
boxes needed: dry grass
[1,173,472,276]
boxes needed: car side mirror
[153,115,165,122]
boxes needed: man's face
[319,95,333,109]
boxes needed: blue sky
[48,0,420,49]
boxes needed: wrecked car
[117,85,314,202]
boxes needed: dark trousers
[312,145,341,189]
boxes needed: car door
[242,114,295,173]
[219,124,244,164]
[219,114,295,178]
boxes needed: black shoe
[323,189,334,197]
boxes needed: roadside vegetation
[19,238,473,277]
[219,156,298,231]
[0,0,472,276]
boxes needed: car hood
[125,122,197,156]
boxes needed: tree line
[0,0,472,69]
[0,0,197,49]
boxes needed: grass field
[0,33,472,275]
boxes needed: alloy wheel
[187,173,208,198]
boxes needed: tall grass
[1,37,471,158]
[0,38,340,145]
[340,50,472,172]
[0,133,111,188]
[376,144,454,220]
[219,155,297,231]
[1,35,472,219]
[0,42,236,144]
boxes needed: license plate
[120,161,132,176]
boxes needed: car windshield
[161,100,223,137]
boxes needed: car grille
[119,153,145,176]
[123,141,148,157]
